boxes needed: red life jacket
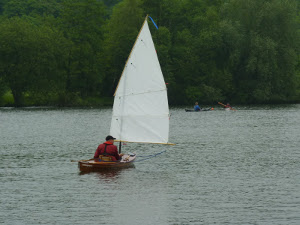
[94,141,120,161]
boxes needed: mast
[119,142,122,154]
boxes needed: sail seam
[115,88,167,97]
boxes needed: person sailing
[94,135,124,161]
[194,102,201,111]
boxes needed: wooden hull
[78,154,136,172]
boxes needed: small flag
[149,16,158,30]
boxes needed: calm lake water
[1,105,300,225]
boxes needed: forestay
[110,19,170,144]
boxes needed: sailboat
[78,16,172,172]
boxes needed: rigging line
[137,150,166,157]
[134,150,166,162]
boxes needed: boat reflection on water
[78,165,135,179]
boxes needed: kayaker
[224,103,232,108]
[94,135,124,161]
[194,102,201,111]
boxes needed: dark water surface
[1,105,300,225]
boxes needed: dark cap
[105,135,116,141]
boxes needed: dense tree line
[0,0,299,106]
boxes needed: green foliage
[0,78,11,106]
[3,0,61,17]
[55,92,113,107]
[57,0,107,97]
[221,0,299,103]
[0,17,69,106]
[0,91,14,106]
[102,0,122,11]
[102,0,144,96]
[296,70,300,102]
[0,0,299,106]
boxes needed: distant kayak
[185,108,213,112]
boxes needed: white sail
[110,18,170,144]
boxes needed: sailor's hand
[119,153,124,157]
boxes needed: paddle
[218,102,236,111]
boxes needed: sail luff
[113,15,149,97]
